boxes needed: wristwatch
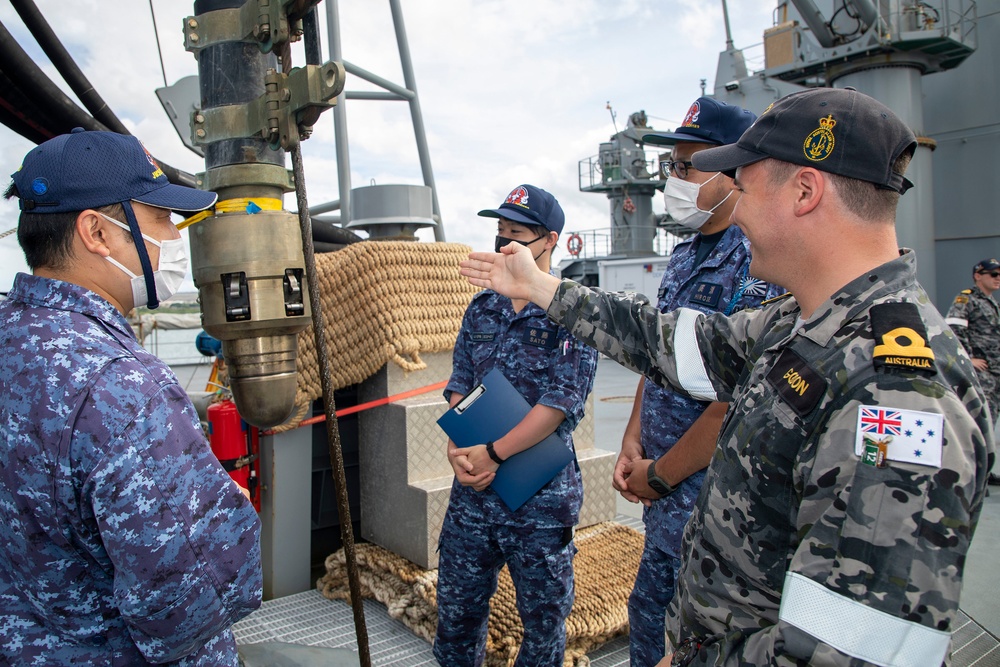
[647,462,676,497]
[485,440,505,465]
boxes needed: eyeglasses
[660,160,694,179]
[981,271,1000,278]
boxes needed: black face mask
[494,234,546,255]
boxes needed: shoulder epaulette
[760,292,793,306]
[961,289,973,294]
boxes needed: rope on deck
[272,240,479,432]
[317,521,644,667]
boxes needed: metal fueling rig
[181,0,343,429]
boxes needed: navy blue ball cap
[974,258,1000,273]
[692,87,916,194]
[11,128,217,215]
[477,184,565,235]
[641,97,756,147]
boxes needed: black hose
[0,19,198,188]
[0,19,106,133]
[312,218,363,246]
[302,6,323,67]
[9,0,130,135]
[0,68,59,143]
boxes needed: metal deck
[232,513,1000,667]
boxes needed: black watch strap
[486,440,505,464]
[647,461,675,496]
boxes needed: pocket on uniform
[517,343,554,373]
[543,538,577,581]
[468,341,498,376]
[838,461,925,587]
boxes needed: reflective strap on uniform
[673,308,718,401]
[944,317,968,328]
[778,572,950,667]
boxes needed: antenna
[606,101,619,134]
[721,0,734,50]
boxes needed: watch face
[647,464,672,495]
[650,478,671,495]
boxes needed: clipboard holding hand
[437,368,574,511]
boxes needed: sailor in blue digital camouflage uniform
[433,185,599,667]
[459,88,993,667]
[0,129,262,666]
[608,98,782,667]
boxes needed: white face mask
[663,171,733,231]
[100,212,188,308]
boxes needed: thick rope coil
[272,240,480,431]
[317,522,644,667]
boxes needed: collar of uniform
[483,269,558,317]
[695,224,751,269]
[793,249,918,348]
[482,288,549,320]
[8,272,135,339]
[667,225,750,269]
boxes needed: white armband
[673,308,717,401]
[778,572,950,667]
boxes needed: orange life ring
[566,233,583,256]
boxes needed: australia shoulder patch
[870,302,936,374]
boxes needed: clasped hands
[448,441,500,491]
[613,448,662,507]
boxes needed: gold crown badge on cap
[804,114,837,162]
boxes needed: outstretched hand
[460,243,556,305]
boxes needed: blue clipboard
[437,368,574,511]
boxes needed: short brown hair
[765,149,913,221]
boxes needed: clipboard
[437,368,574,511]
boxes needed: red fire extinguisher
[207,399,261,512]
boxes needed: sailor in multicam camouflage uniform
[434,185,598,667]
[0,130,262,666]
[612,97,782,667]
[458,89,994,667]
[945,257,1000,426]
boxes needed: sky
[0,0,777,293]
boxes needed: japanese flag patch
[854,405,943,468]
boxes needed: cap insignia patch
[803,114,836,162]
[505,186,530,209]
[682,101,701,128]
[140,141,165,180]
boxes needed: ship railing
[559,226,688,261]
[578,149,666,192]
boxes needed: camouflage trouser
[628,539,678,667]
[978,369,1000,426]
[433,512,576,667]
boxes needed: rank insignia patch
[870,302,936,374]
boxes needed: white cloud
[0,0,776,292]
